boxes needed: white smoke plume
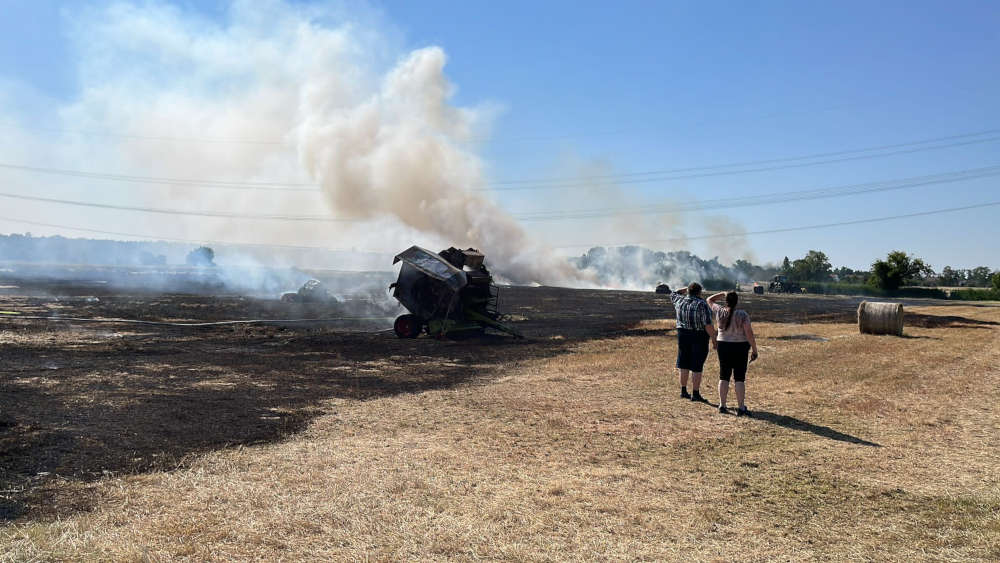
[0,0,757,290]
[296,46,585,284]
[0,1,587,286]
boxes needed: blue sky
[1,0,998,270]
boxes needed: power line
[2,164,996,224]
[0,121,289,146]
[551,201,1000,249]
[0,190,356,222]
[493,128,1000,185]
[482,134,1000,191]
[0,214,386,254]
[0,162,319,191]
[2,128,998,193]
[514,165,1000,221]
[2,98,882,146]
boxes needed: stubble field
[1,283,998,561]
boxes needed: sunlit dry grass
[3,305,999,561]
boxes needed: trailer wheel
[393,314,422,338]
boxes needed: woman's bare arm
[706,291,726,305]
[743,316,759,360]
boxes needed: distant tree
[869,251,932,290]
[992,272,1000,291]
[781,256,791,274]
[938,266,962,287]
[186,246,215,267]
[788,250,832,282]
[967,266,993,287]
[833,266,868,284]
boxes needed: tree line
[773,249,999,291]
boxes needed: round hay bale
[857,301,904,336]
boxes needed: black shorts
[676,328,710,372]
[717,340,751,382]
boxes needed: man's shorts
[676,328,710,372]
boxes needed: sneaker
[718,405,729,414]
[680,389,691,399]
[736,406,751,417]
[691,391,705,402]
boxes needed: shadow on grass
[605,327,672,338]
[770,334,829,342]
[905,312,999,329]
[751,410,881,447]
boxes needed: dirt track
[0,284,993,520]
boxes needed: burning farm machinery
[389,246,523,339]
[280,279,335,303]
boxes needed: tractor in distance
[767,274,801,294]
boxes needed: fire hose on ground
[0,311,397,332]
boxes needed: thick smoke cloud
[0,0,586,286]
[0,0,755,291]
[297,46,584,284]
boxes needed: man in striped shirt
[670,282,717,402]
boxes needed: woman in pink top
[707,291,759,416]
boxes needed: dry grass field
[1,286,999,561]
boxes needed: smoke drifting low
[574,246,750,291]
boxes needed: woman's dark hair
[722,291,739,331]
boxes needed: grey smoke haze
[0,233,399,310]
[573,246,751,291]
[0,0,752,291]
[0,1,585,286]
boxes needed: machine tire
[393,314,422,338]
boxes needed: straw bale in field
[857,301,904,336]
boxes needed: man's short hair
[687,282,703,296]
